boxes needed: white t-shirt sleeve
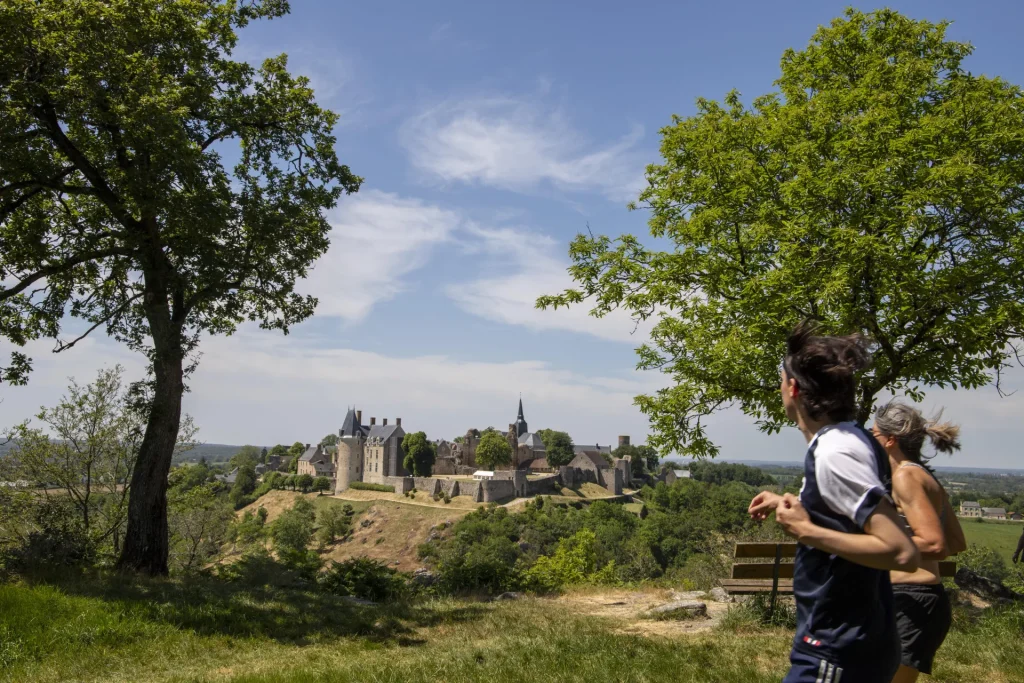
[814,433,890,529]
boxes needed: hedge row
[349,482,395,493]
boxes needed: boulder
[412,568,437,587]
[709,586,733,603]
[955,567,1023,603]
[494,592,523,601]
[644,600,708,619]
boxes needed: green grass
[962,518,1023,559]
[2,572,1023,682]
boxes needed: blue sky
[2,0,1023,467]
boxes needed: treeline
[419,476,785,595]
[687,461,777,487]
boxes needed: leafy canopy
[0,0,360,382]
[537,429,575,468]
[538,9,1024,457]
[475,430,512,470]
[402,431,436,477]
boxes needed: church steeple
[515,396,528,437]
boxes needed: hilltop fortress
[331,400,634,501]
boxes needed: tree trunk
[116,248,184,575]
[116,334,182,574]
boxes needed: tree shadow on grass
[26,563,488,646]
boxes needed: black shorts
[893,583,952,675]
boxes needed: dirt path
[553,588,731,637]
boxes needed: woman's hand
[775,493,813,539]
[748,491,783,521]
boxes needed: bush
[271,497,316,558]
[2,499,95,572]
[958,543,1009,582]
[350,482,395,493]
[316,504,352,546]
[319,557,408,602]
[522,529,599,594]
[719,593,797,631]
[443,493,451,504]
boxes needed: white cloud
[401,95,646,201]
[299,190,460,321]
[446,223,655,343]
[0,330,660,449]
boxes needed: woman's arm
[776,493,920,572]
[940,492,967,556]
[893,468,948,560]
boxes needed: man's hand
[748,491,783,521]
[775,493,813,540]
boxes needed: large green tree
[475,429,512,470]
[538,9,1024,458]
[0,0,360,573]
[537,429,575,468]
[402,431,436,477]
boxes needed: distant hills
[0,440,247,466]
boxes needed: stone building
[960,501,981,518]
[334,408,408,492]
[297,444,334,480]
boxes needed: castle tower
[334,407,366,493]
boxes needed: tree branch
[54,292,143,353]
[0,247,131,302]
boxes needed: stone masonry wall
[472,479,516,503]
[381,476,413,494]
[413,477,441,496]
[524,474,561,496]
[438,480,461,497]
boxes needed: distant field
[961,518,1023,558]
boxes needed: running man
[749,322,919,683]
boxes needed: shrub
[350,482,395,493]
[271,498,316,557]
[719,593,797,631]
[443,493,451,504]
[316,504,352,546]
[2,499,95,572]
[958,543,1009,582]
[522,529,599,594]
[320,558,408,602]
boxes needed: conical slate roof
[340,408,363,437]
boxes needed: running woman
[872,401,965,683]
[749,322,919,683]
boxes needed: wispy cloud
[446,223,655,343]
[401,95,646,201]
[299,190,460,321]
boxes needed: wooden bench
[722,542,956,619]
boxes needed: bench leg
[769,545,782,623]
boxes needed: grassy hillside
[962,518,1023,559]
[2,573,1021,683]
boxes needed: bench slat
[734,542,798,558]
[721,578,794,595]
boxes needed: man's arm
[776,493,920,572]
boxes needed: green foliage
[228,508,266,550]
[475,430,512,469]
[537,8,1024,457]
[401,431,436,477]
[320,434,339,447]
[958,543,1009,582]
[295,473,314,493]
[522,529,608,593]
[168,483,233,573]
[689,462,776,487]
[229,462,258,509]
[1,498,96,572]
[537,429,574,468]
[230,446,263,470]
[0,0,361,573]
[313,476,331,493]
[350,482,394,493]
[720,593,797,630]
[319,558,408,602]
[316,504,352,547]
[613,443,658,479]
[269,445,289,458]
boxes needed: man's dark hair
[783,320,872,422]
